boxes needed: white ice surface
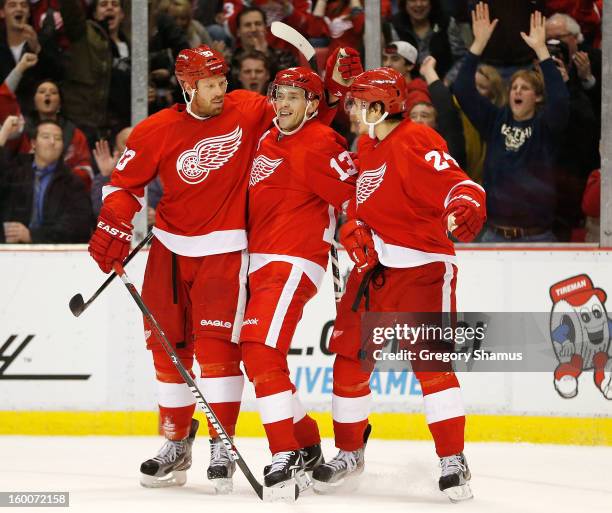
[1,436,610,513]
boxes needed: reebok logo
[200,319,232,329]
[242,318,259,326]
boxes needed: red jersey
[354,120,485,268]
[103,90,274,256]
[247,119,356,288]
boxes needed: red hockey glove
[443,196,485,242]
[325,46,363,99]
[340,219,378,271]
[88,206,133,273]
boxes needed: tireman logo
[249,155,283,187]
[549,274,612,399]
[176,126,243,185]
[356,163,386,205]
[200,319,232,328]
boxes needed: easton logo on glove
[96,220,133,241]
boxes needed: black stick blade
[69,294,85,317]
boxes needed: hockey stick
[68,230,154,317]
[271,21,344,302]
[271,21,317,71]
[111,261,299,502]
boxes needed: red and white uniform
[240,119,356,454]
[105,90,273,256]
[104,90,275,441]
[330,119,485,456]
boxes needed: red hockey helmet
[175,45,227,90]
[348,67,408,115]
[270,67,324,101]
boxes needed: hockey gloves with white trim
[89,206,133,273]
[443,194,485,242]
[340,219,378,271]
[325,46,363,99]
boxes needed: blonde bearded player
[240,63,360,493]
[87,43,360,492]
[88,44,275,492]
[312,67,487,502]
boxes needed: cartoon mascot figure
[549,274,612,399]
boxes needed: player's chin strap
[273,100,318,136]
[361,108,388,139]
[182,88,210,121]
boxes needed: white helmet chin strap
[273,100,317,136]
[361,107,388,139]
[182,87,210,121]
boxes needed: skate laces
[153,439,185,465]
[440,454,466,477]
[326,450,358,472]
[210,438,232,466]
[268,451,295,474]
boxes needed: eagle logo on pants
[356,163,386,205]
[249,155,284,187]
[176,126,243,185]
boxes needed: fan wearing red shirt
[312,68,486,502]
[87,45,277,492]
[241,66,358,492]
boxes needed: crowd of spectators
[0,0,604,243]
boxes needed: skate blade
[295,469,313,493]
[262,479,300,502]
[443,483,473,503]
[140,470,187,488]
[211,477,233,495]
[313,470,363,495]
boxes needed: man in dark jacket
[0,116,93,243]
[59,0,131,144]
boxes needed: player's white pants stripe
[292,392,307,424]
[264,266,303,348]
[442,262,454,313]
[332,393,371,423]
[157,381,195,408]
[198,375,244,403]
[257,390,294,424]
[423,387,465,424]
[231,250,249,343]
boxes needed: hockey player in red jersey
[240,66,358,492]
[312,67,486,502]
[87,45,279,492]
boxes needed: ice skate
[302,443,325,472]
[207,436,236,494]
[262,443,323,493]
[312,424,371,493]
[439,452,473,502]
[264,450,311,496]
[140,418,198,488]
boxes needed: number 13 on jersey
[330,151,357,181]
